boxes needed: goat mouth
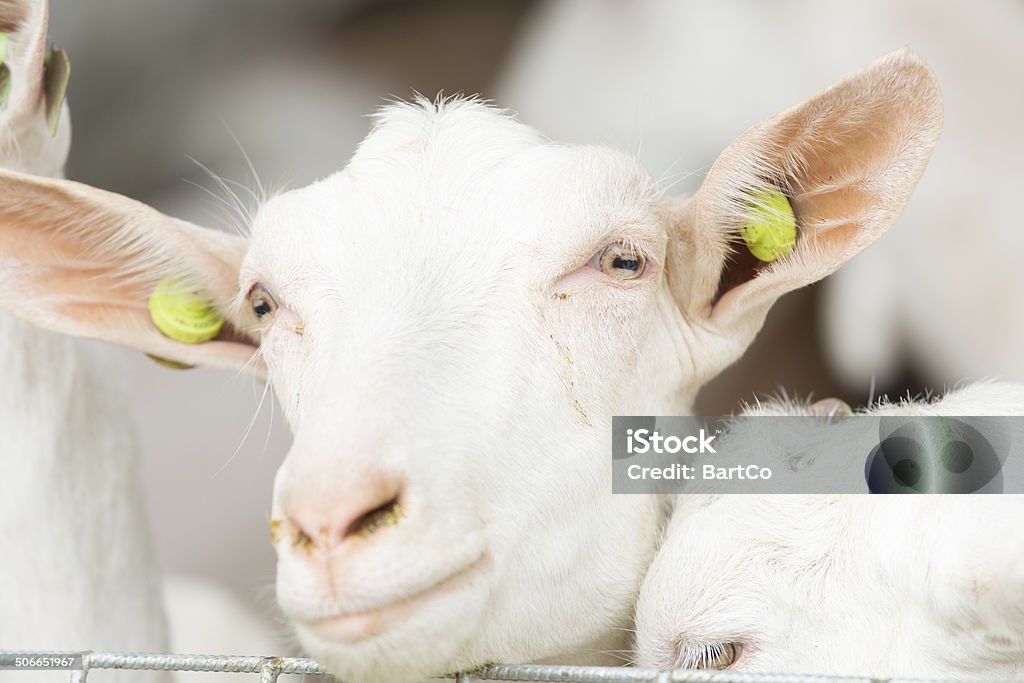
[305,557,484,644]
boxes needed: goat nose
[278,474,405,553]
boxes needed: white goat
[0,2,170,677]
[0,3,278,679]
[0,44,941,683]
[636,381,1024,680]
[498,0,1024,393]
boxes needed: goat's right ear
[0,169,263,375]
[664,48,942,364]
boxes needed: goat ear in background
[0,169,263,375]
[0,0,72,176]
[665,48,943,349]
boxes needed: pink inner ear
[784,107,908,256]
[0,169,264,376]
[16,270,264,376]
[703,50,942,327]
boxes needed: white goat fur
[0,36,942,683]
[637,381,1024,680]
[0,3,279,679]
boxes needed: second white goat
[637,381,1024,679]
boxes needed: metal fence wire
[0,652,1001,683]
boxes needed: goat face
[253,100,674,682]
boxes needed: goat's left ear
[665,48,942,347]
[0,169,263,375]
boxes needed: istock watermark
[625,427,718,454]
[611,415,1024,494]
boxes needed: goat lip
[305,557,484,644]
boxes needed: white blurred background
[44,0,1024,623]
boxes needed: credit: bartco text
[625,463,773,481]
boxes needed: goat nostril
[277,476,405,551]
[269,516,315,552]
[269,516,283,546]
[345,495,404,539]
[293,526,315,552]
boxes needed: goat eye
[676,642,741,671]
[249,283,278,319]
[597,242,646,280]
[693,642,740,670]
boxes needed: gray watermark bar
[612,416,1024,494]
[0,652,83,670]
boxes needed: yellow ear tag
[741,188,797,262]
[148,278,224,344]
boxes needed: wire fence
[0,652,998,683]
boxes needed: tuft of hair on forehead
[354,94,546,173]
[0,0,28,33]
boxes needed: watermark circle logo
[864,417,1006,493]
